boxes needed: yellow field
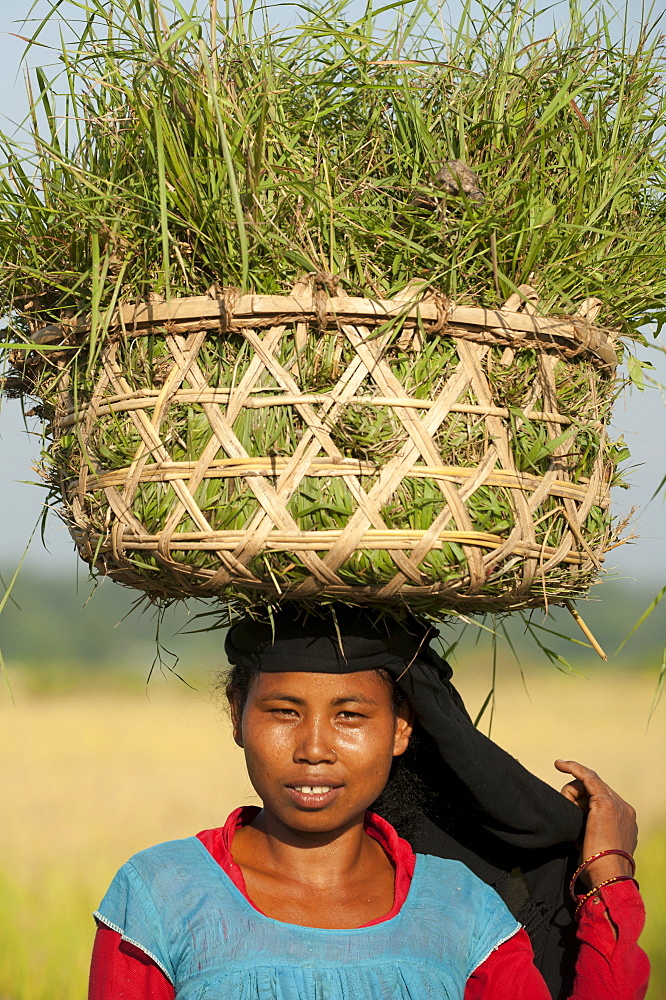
[1,665,664,999]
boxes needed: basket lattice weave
[52,280,618,612]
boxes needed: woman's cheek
[337,726,395,775]
[241,719,291,773]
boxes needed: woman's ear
[392,702,414,757]
[227,686,244,748]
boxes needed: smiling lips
[286,783,343,809]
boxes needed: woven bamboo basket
[34,278,619,614]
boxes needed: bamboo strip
[74,290,617,366]
[83,459,607,505]
[66,544,587,610]
[83,527,594,563]
[565,599,608,660]
[59,392,580,427]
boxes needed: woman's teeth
[294,786,332,794]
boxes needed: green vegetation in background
[0,867,95,1000]
[0,569,226,686]
[1,571,663,687]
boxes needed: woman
[89,607,649,999]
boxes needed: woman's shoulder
[94,834,236,979]
[413,852,492,892]
[123,835,206,869]
[104,836,217,903]
[413,854,521,920]
[410,854,521,969]
[414,851,486,882]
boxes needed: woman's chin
[260,795,369,836]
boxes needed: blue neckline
[188,835,423,935]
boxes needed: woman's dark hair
[222,661,430,841]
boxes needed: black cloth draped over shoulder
[225,606,585,999]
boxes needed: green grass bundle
[1,0,665,615]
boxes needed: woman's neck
[231,808,396,927]
[236,808,376,886]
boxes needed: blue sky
[0,1,664,586]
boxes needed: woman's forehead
[249,669,391,701]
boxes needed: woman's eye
[270,707,298,717]
[338,711,364,720]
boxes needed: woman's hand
[555,759,637,887]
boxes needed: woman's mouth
[286,785,342,809]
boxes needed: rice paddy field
[0,662,664,999]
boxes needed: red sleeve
[88,924,175,1000]
[571,880,650,999]
[464,881,649,1000]
[464,928,551,1000]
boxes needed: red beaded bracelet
[574,876,639,919]
[569,849,636,902]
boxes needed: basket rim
[68,285,617,367]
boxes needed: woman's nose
[293,717,337,764]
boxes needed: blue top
[95,836,520,1000]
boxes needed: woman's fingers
[556,760,596,808]
[555,759,604,788]
[554,759,638,887]
[560,778,589,809]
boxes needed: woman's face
[230,670,412,835]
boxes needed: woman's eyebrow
[331,694,379,706]
[257,692,379,706]
[258,692,305,704]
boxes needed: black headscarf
[225,606,584,999]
